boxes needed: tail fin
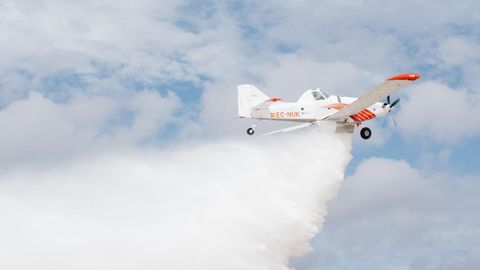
[237,84,270,118]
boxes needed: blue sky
[0,0,479,269]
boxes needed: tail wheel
[360,127,371,140]
[246,128,255,135]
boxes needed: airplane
[237,73,421,139]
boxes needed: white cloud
[328,158,426,223]
[294,157,480,270]
[0,0,204,107]
[0,0,194,70]
[436,36,480,67]
[107,90,181,143]
[0,90,180,169]
[428,35,480,92]
[260,55,371,99]
[396,81,480,143]
[242,0,479,72]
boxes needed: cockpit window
[312,90,325,100]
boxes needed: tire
[360,127,371,140]
[247,128,255,135]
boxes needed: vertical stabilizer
[237,84,270,118]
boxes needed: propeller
[385,95,400,110]
[382,95,400,128]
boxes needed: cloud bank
[294,158,480,270]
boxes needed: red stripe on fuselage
[350,109,376,122]
[357,111,369,120]
[350,115,361,122]
[325,103,376,123]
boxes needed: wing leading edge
[327,73,421,120]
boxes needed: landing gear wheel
[360,127,371,140]
[246,128,255,135]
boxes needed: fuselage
[238,73,421,138]
[250,95,389,124]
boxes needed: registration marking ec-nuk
[270,112,300,118]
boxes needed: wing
[328,73,421,120]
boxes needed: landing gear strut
[360,127,372,140]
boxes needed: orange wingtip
[268,98,283,102]
[387,73,421,81]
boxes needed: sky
[0,0,479,269]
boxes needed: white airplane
[237,73,421,139]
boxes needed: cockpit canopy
[311,89,330,100]
[297,88,330,103]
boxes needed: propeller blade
[390,98,400,107]
[383,115,398,128]
[391,115,398,127]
